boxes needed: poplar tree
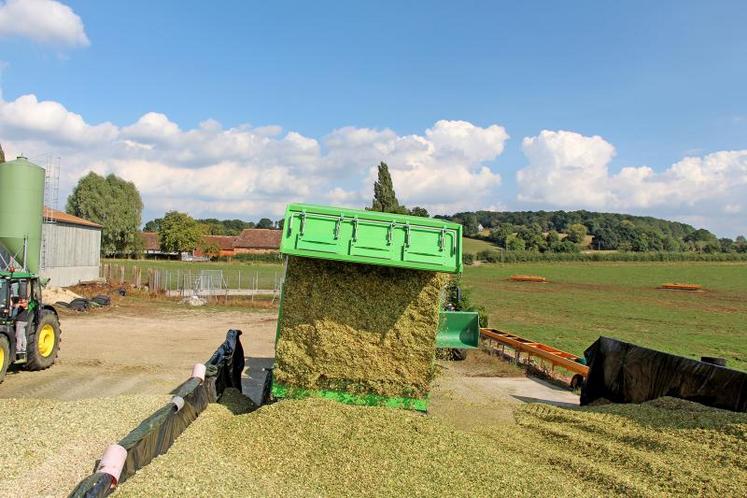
[370,162,406,214]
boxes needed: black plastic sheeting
[581,336,747,412]
[69,329,245,498]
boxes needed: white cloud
[517,130,615,207]
[323,120,506,212]
[0,93,508,219]
[0,0,89,47]
[516,129,747,236]
[0,94,116,144]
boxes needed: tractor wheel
[0,335,9,383]
[26,311,61,371]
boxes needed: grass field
[462,262,747,371]
[462,237,498,254]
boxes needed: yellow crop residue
[274,256,448,398]
[118,392,747,497]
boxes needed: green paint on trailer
[280,203,463,273]
[271,382,429,412]
[436,310,480,349]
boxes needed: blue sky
[0,1,746,236]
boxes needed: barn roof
[139,231,160,251]
[233,229,281,249]
[44,207,102,229]
[203,235,236,250]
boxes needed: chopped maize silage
[274,256,449,398]
[0,395,168,498]
[117,390,747,497]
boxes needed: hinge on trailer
[404,224,411,248]
[352,218,358,242]
[386,222,394,245]
[439,228,446,252]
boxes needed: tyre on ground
[25,310,61,371]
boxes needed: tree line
[65,172,282,257]
[64,165,746,258]
[440,210,747,254]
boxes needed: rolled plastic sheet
[96,445,127,486]
[68,330,245,497]
[581,336,747,412]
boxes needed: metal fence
[100,263,283,301]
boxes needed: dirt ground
[0,302,277,400]
[0,299,579,421]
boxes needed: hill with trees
[440,210,746,254]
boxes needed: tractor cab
[0,272,61,383]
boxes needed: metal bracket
[299,211,306,236]
[439,228,446,251]
[352,218,358,242]
[404,224,411,248]
[334,215,344,239]
[386,222,394,245]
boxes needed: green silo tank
[0,156,45,274]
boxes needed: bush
[472,250,747,264]
[213,252,283,263]
[462,253,475,265]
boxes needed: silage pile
[42,286,83,304]
[274,256,448,398]
[0,395,167,498]
[117,390,747,497]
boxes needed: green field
[462,237,498,254]
[462,262,747,371]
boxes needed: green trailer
[270,203,479,411]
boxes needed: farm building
[139,231,162,256]
[233,228,281,254]
[194,235,236,257]
[138,229,280,259]
[40,207,102,287]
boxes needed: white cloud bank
[517,130,747,236]
[0,94,507,218]
[1,92,745,236]
[0,0,89,47]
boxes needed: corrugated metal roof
[44,207,102,229]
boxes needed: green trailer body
[273,203,477,411]
[280,203,463,274]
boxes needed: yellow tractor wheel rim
[0,346,4,370]
[38,324,56,358]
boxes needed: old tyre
[451,349,468,361]
[0,335,9,383]
[26,310,61,371]
[570,374,585,390]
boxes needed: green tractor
[0,271,62,383]
[0,154,63,383]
